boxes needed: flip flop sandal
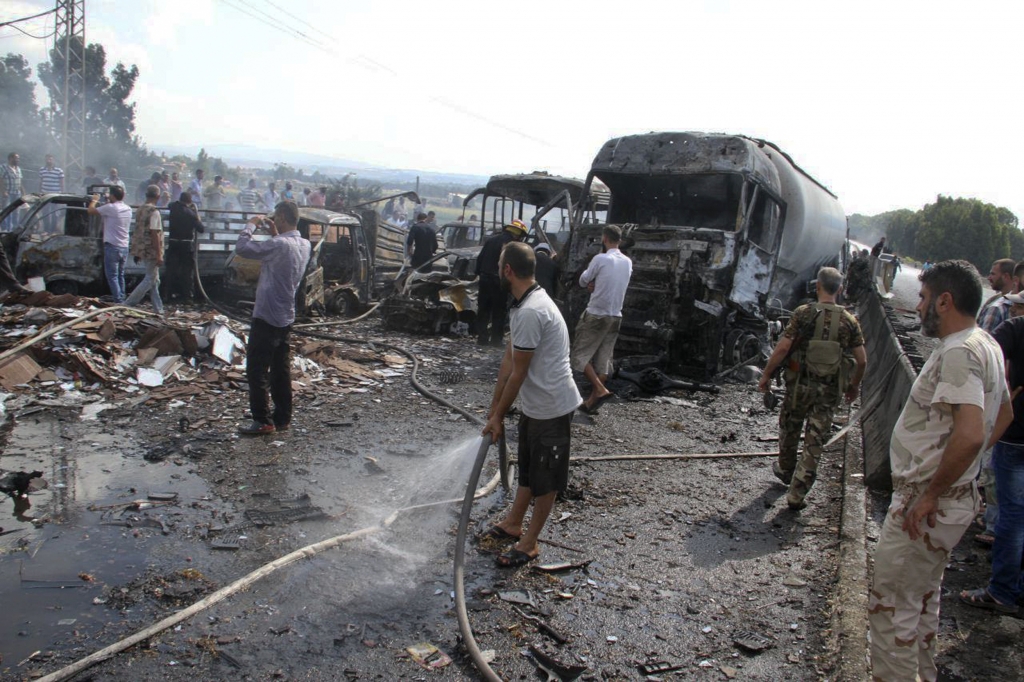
[974,532,995,547]
[477,525,519,542]
[496,548,539,568]
[959,588,1018,614]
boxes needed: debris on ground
[0,294,405,412]
[405,642,451,670]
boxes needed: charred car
[560,132,847,379]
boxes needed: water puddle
[0,412,222,669]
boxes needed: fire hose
[23,243,508,681]
[30,243,818,680]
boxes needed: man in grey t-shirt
[482,242,582,568]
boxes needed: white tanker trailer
[561,132,848,379]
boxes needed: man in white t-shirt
[572,225,632,413]
[869,260,1012,682]
[481,242,582,568]
[87,185,133,302]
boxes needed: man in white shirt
[1,152,24,231]
[104,168,125,191]
[482,242,582,568]
[262,182,279,211]
[868,260,1012,681]
[87,185,133,302]
[189,169,205,209]
[571,225,632,413]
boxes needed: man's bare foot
[584,390,613,411]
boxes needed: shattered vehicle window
[601,173,743,228]
[746,189,781,252]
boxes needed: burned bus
[560,132,847,379]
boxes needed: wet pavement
[0,291,1017,680]
[1,322,856,681]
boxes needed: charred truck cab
[562,132,847,379]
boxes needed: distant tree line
[849,195,1022,270]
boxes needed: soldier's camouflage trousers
[778,379,840,506]
[868,485,977,681]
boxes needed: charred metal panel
[591,133,780,189]
[16,235,103,286]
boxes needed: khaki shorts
[571,311,621,375]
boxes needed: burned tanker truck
[561,132,847,379]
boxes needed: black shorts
[518,411,573,497]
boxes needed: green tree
[912,196,1016,268]
[38,39,139,145]
[36,39,158,181]
[0,53,53,170]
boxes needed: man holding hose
[481,242,582,567]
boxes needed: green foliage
[326,176,382,208]
[35,38,160,177]
[0,53,54,171]
[858,196,1022,270]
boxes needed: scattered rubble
[0,292,405,414]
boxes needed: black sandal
[496,548,538,568]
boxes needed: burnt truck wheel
[724,329,762,367]
[326,289,359,317]
[47,280,79,296]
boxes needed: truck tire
[47,280,79,296]
[724,329,762,367]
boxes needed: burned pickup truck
[560,132,847,379]
[0,193,408,320]
[0,192,241,296]
[222,205,411,317]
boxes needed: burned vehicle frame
[560,132,847,380]
[223,207,383,317]
[383,173,604,334]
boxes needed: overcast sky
[3,0,1021,220]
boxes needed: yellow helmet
[504,219,528,237]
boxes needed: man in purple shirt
[235,200,311,435]
[87,185,133,302]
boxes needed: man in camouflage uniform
[759,267,868,510]
[868,260,1012,681]
[843,249,872,303]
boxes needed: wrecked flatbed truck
[381,173,606,334]
[560,132,847,379]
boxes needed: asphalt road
[2,321,853,681]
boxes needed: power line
[216,0,551,147]
[217,0,330,54]
[0,7,57,29]
[257,0,334,43]
[232,0,330,50]
[1,22,56,40]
